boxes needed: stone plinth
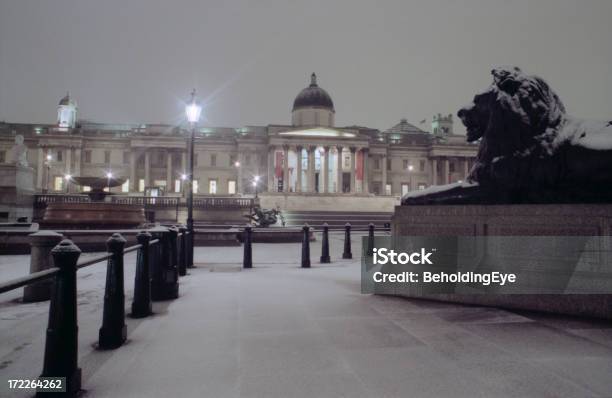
[0,164,34,222]
[391,204,612,319]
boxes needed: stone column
[362,148,369,194]
[166,151,173,192]
[236,151,243,194]
[74,148,81,180]
[23,231,64,302]
[36,147,44,190]
[144,150,151,190]
[130,151,137,192]
[65,148,72,192]
[382,154,388,195]
[267,146,275,192]
[323,146,329,193]
[463,157,470,180]
[432,158,438,185]
[444,158,450,184]
[296,146,303,193]
[283,145,289,193]
[307,146,316,193]
[349,147,356,193]
[336,146,343,193]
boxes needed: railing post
[131,231,152,318]
[243,225,253,269]
[368,223,375,256]
[320,222,330,263]
[98,233,127,349]
[178,225,187,276]
[150,226,179,300]
[301,223,311,268]
[39,239,82,397]
[23,231,63,302]
[342,222,352,259]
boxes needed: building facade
[0,74,477,199]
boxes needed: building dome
[292,73,334,111]
[58,92,76,107]
[291,73,335,127]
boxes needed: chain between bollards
[243,225,253,268]
[320,222,330,263]
[39,239,82,397]
[301,223,311,268]
[98,233,127,349]
[131,231,153,318]
[342,222,352,259]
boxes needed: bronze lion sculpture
[403,66,612,205]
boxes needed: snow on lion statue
[402,66,612,205]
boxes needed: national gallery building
[0,74,477,203]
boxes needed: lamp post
[185,89,202,268]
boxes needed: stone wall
[260,193,400,212]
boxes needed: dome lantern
[292,73,335,127]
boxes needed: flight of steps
[282,211,392,230]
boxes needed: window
[193,180,199,193]
[174,179,181,193]
[84,150,92,163]
[210,154,216,167]
[344,156,350,168]
[229,154,237,167]
[153,180,167,188]
[138,179,145,192]
[57,150,63,162]
[0,151,5,163]
[53,176,64,191]
[387,158,392,171]
[373,158,381,170]
[385,184,392,195]
[123,151,130,164]
[403,160,409,170]
[449,161,456,173]
[401,183,409,196]
[104,150,111,164]
[228,180,236,194]
[121,180,129,193]
[418,183,427,190]
[82,185,91,192]
[209,179,217,194]
[420,160,426,172]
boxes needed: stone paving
[1,233,612,397]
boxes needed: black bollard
[187,228,195,269]
[150,226,179,300]
[301,223,311,268]
[243,225,253,268]
[342,222,352,259]
[178,225,187,276]
[320,222,330,263]
[367,223,375,256]
[98,233,127,349]
[131,231,152,318]
[39,239,82,397]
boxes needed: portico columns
[432,158,438,185]
[362,148,369,194]
[323,146,329,193]
[382,155,388,195]
[267,146,275,192]
[335,146,342,193]
[307,146,316,193]
[349,147,356,193]
[283,145,290,193]
[463,158,470,180]
[166,151,173,192]
[129,152,137,192]
[444,158,450,184]
[144,150,151,189]
[296,146,303,193]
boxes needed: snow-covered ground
[1,232,612,397]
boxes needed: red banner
[356,150,364,180]
[275,151,283,178]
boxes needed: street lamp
[185,89,202,268]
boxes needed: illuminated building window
[228,180,236,194]
[121,180,129,193]
[209,179,217,194]
[193,180,199,193]
[138,179,145,192]
[53,176,64,191]
[174,179,181,193]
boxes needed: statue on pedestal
[10,135,28,167]
[403,66,612,205]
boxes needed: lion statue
[403,66,612,205]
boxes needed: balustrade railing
[34,195,253,210]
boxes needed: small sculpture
[403,66,612,205]
[246,205,285,227]
[10,135,28,167]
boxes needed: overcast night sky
[0,0,610,134]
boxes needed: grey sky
[0,0,610,135]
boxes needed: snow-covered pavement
[1,233,612,397]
